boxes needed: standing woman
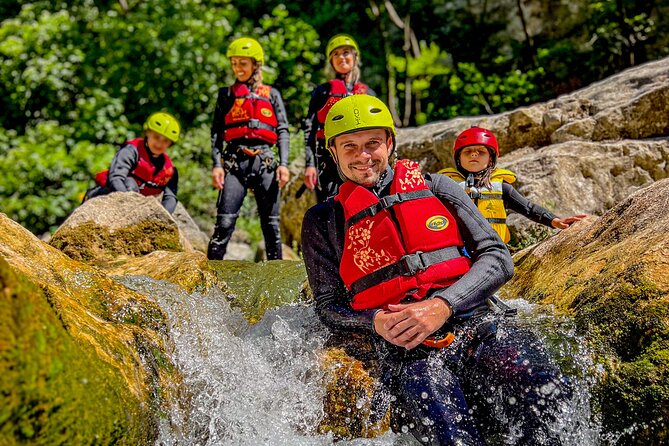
[207,37,290,260]
[302,34,375,202]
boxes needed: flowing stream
[118,276,607,446]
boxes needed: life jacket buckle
[246,119,261,129]
[399,251,426,275]
[379,193,402,209]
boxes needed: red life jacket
[315,79,368,140]
[224,83,278,145]
[336,159,472,311]
[95,138,174,196]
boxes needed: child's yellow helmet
[144,112,181,143]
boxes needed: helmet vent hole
[370,108,382,114]
[332,114,344,121]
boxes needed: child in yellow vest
[439,127,586,243]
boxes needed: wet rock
[318,347,390,439]
[208,260,310,324]
[0,213,183,444]
[105,250,225,293]
[500,178,669,443]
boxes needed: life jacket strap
[345,189,433,231]
[350,246,464,295]
[486,218,507,225]
[225,119,276,132]
[465,188,503,200]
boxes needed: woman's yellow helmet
[325,34,360,58]
[227,37,264,64]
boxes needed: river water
[119,276,607,446]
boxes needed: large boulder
[502,138,669,244]
[0,214,183,444]
[50,192,188,264]
[397,57,669,171]
[395,57,669,245]
[500,179,669,444]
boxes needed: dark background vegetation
[1,0,667,236]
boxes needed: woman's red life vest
[336,159,472,311]
[315,79,368,140]
[95,138,174,196]
[223,83,278,145]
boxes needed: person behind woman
[84,112,181,214]
[207,37,290,260]
[439,126,586,243]
[302,34,375,202]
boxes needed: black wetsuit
[303,80,375,202]
[501,182,557,226]
[301,167,571,445]
[207,82,290,260]
[84,142,179,214]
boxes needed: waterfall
[118,277,604,445]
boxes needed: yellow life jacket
[438,167,517,243]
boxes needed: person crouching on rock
[83,112,181,214]
[301,95,572,445]
[439,126,587,244]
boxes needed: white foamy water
[119,277,605,445]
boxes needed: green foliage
[1,0,667,235]
[0,122,112,235]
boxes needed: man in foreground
[301,94,570,445]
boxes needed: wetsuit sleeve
[428,174,515,319]
[210,87,234,168]
[303,84,330,168]
[302,203,378,333]
[366,85,376,96]
[502,182,556,227]
[271,88,290,166]
[161,166,178,214]
[107,144,140,192]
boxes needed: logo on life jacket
[260,108,273,118]
[426,215,449,231]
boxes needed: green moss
[572,263,666,361]
[49,220,182,264]
[0,256,155,445]
[209,260,309,323]
[568,263,669,442]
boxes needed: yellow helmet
[144,112,181,143]
[227,37,264,64]
[324,95,395,146]
[325,34,360,58]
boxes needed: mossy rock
[49,192,184,266]
[318,347,390,439]
[105,250,224,293]
[500,179,669,442]
[208,260,310,324]
[50,220,182,265]
[0,214,184,444]
[0,256,153,445]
